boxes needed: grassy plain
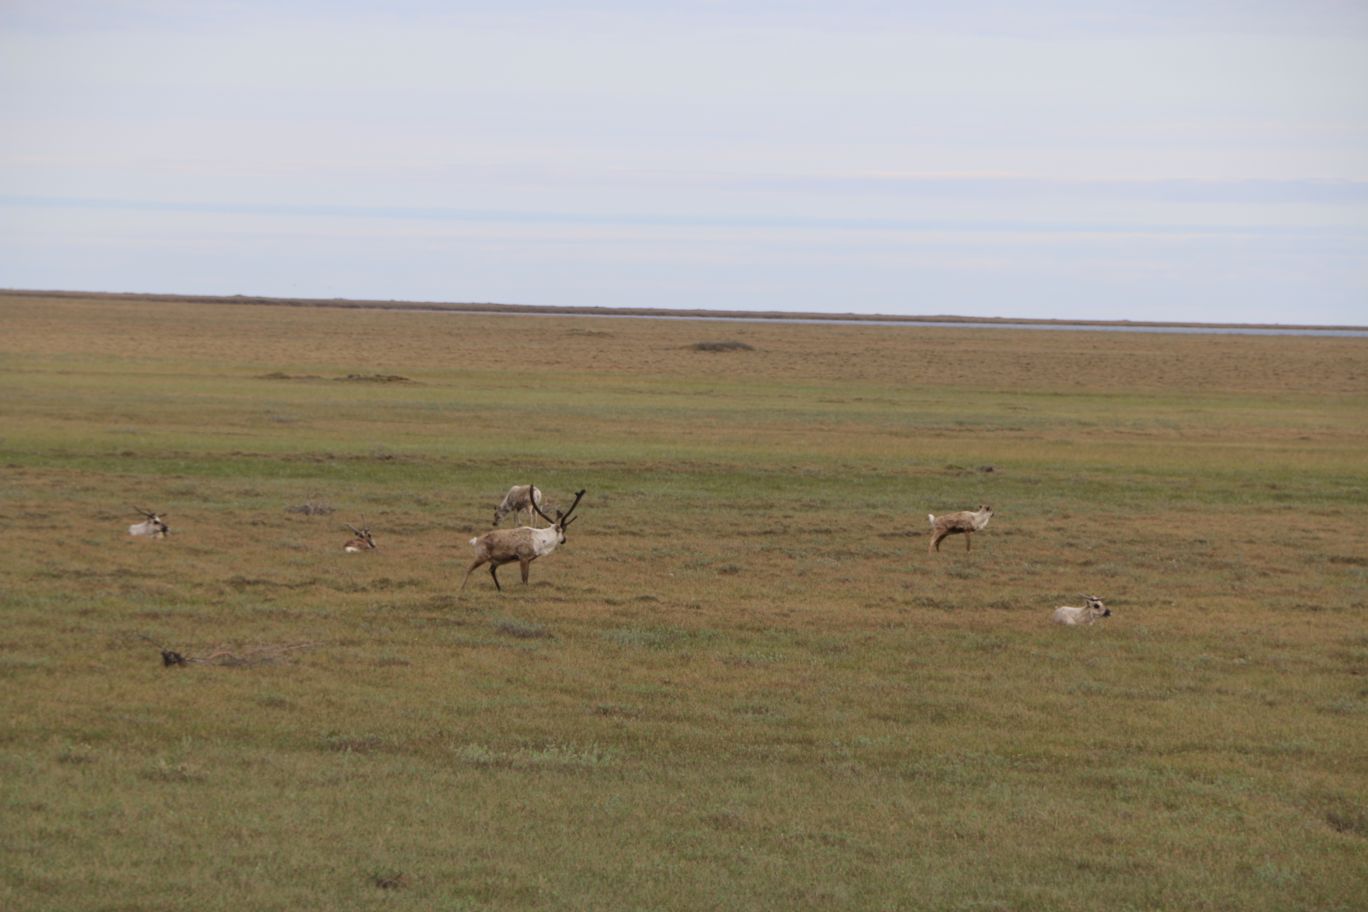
[2,292,1366,911]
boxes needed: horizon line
[4,288,1365,334]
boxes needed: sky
[2,1,1366,324]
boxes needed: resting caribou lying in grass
[1053,595,1110,626]
[461,487,585,593]
[343,518,376,552]
[128,507,169,539]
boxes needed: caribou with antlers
[461,486,585,593]
[343,517,376,552]
[128,507,169,538]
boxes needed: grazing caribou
[928,504,993,554]
[343,518,376,552]
[462,487,585,593]
[128,507,169,538]
[493,484,543,527]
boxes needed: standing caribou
[928,504,993,554]
[493,484,543,527]
[343,518,376,552]
[128,507,169,538]
[462,487,585,593]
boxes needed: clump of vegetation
[690,340,754,352]
[455,742,617,771]
[493,617,554,640]
[140,759,206,783]
[286,499,334,515]
[257,371,321,380]
[370,872,409,891]
[323,734,384,754]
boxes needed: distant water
[439,310,1368,338]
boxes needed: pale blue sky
[2,1,1365,323]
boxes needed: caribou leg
[460,558,487,592]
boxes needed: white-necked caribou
[461,487,585,593]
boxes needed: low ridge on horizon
[3,288,1364,332]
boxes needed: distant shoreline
[3,288,1365,333]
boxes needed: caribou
[128,507,169,538]
[461,487,585,593]
[928,504,993,554]
[343,518,376,552]
[1053,596,1111,626]
[493,484,544,527]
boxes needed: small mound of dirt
[258,371,321,381]
[335,373,415,383]
[690,341,755,352]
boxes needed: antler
[528,486,586,527]
[559,489,586,527]
[134,506,156,518]
[346,522,362,535]
[528,484,556,526]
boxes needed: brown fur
[928,504,993,554]
[463,528,545,591]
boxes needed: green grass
[2,293,1367,910]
